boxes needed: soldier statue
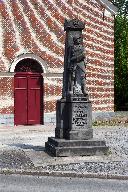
[67,34,87,96]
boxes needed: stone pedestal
[55,95,93,140]
[45,95,109,157]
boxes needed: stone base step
[45,137,109,157]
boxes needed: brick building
[0,0,117,125]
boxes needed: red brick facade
[0,0,117,123]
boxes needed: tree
[112,0,128,110]
[114,15,128,110]
[111,0,128,15]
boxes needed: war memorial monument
[45,19,109,156]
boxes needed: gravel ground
[93,126,128,161]
[0,125,128,176]
[38,126,128,176]
[0,150,34,169]
[40,161,128,176]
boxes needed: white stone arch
[9,53,48,73]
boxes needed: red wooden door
[14,73,43,125]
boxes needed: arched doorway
[14,58,44,125]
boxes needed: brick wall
[0,0,115,121]
[44,76,62,113]
[0,77,14,114]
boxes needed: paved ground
[0,174,128,192]
[0,124,128,179]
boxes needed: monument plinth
[45,19,109,156]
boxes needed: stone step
[48,137,106,147]
[45,140,109,157]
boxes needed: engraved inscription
[72,103,88,129]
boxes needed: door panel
[14,76,27,125]
[28,75,42,124]
[14,73,43,125]
[15,77,27,88]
